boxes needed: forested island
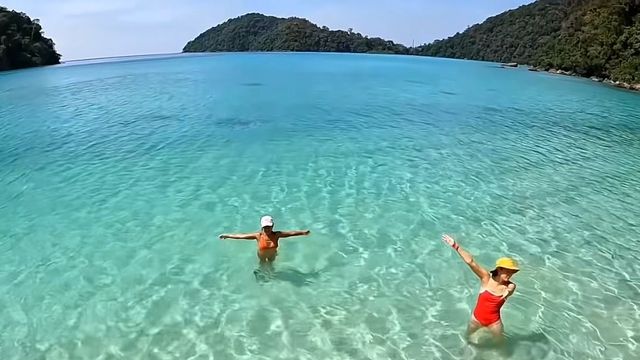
[183,13,407,55]
[417,0,640,88]
[3,0,639,88]
[0,6,60,71]
[185,0,640,89]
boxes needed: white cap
[260,215,274,228]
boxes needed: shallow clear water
[1,53,639,359]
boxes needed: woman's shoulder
[483,277,512,290]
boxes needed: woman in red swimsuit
[219,215,310,265]
[442,234,519,341]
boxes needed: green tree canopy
[416,0,640,83]
[185,6,640,83]
[183,13,408,55]
[0,5,60,71]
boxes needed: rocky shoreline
[503,63,639,92]
[542,67,640,92]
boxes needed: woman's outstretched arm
[277,230,310,238]
[442,234,490,281]
[219,233,258,240]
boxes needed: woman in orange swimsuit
[219,215,310,265]
[442,234,519,341]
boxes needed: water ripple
[0,53,639,359]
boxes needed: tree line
[185,2,640,83]
[416,0,640,83]
[3,0,639,83]
[183,13,408,55]
[0,6,60,71]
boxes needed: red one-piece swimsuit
[473,290,506,326]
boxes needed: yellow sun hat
[495,257,520,271]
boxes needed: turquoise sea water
[1,53,639,359]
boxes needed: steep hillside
[183,13,408,54]
[417,0,640,83]
[0,5,60,71]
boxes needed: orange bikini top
[258,232,278,250]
